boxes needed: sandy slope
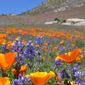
[0,5,85,25]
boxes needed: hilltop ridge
[21,0,85,15]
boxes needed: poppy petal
[71,49,81,58]
[0,54,8,71]
[5,52,17,71]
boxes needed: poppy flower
[59,40,64,45]
[26,71,55,85]
[7,41,13,47]
[52,46,58,51]
[56,49,81,63]
[0,77,10,85]
[0,34,7,39]
[12,65,27,75]
[0,52,17,71]
[0,39,6,45]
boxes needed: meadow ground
[0,4,85,85]
[0,27,84,85]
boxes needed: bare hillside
[0,5,85,25]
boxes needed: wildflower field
[0,27,85,85]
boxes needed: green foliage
[46,77,57,85]
[75,40,85,48]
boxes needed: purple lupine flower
[12,40,19,52]
[35,36,43,45]
[17,41,24,54]
[52,60,62,70]
[12,74,31,85]
[58,45,65,53]
[12,40,24,54]
[37,55,42,60]
[18,41,24,47]
[2,43,7,53]
[72,64,80,73]
[74,71,85,77]
[53,60,62,66]
[16,54,26,66]
[24,41,36,60]
[13,40,18,47]
[74,79,85,85]
[60,69,70,79]
[12,79,20,85]
[26,40,33,46]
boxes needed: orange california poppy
[0,39,6,44]
[59,40,64,45]
[0,52,17,71]
[52,46,58,51]
[0,34,7,39]
[7,41,13,47]
[27,71,55,85]
[0,77,10,85]
[56,49,81,63]
[12,65,27,75]
[76,55,83,61]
